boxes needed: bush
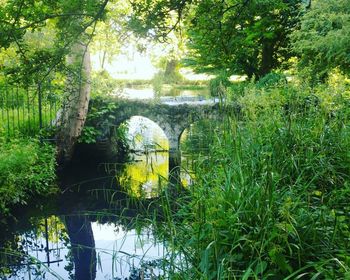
[257,72,288,88]
[0,139,57,216]
[91,70,124,97]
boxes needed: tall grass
[157,83,350,279]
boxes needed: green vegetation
[0,138,57,217]
[158,81,350,278]
[209,71,232,97]
[0,0,109,84]
[291,0,350,83]
[1,0,350,278]
[184,0,302,78]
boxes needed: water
[1,149,188,280]
[5,216,167,280]
[0,87,206,279]
[120,87,210,100]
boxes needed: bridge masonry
[92,97,239,166]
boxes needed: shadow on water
[0,148,189,280]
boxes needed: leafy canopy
[128,0,307,79]
[291,0,350,82]
[184,0,303,79]
[0,0,109,84]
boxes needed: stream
[0,87,209,280]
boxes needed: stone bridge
[92,97,239,164]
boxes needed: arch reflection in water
[117,152,169,198]
[2,115,200,279]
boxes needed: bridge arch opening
[121,116,169,152]
[116,116,171,198]
[180,119,218,154]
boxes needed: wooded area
[1,0,350,279]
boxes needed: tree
[0,0,109,84]
[0,0,109,163]
[128,0,306,80]
[184,0,303,79]
[291,0,350,82]
[89,1,132,70]
[128,0,190,42]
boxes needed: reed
[155,82,350,279]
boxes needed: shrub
[0,139,57,216]
[257,72,288,88]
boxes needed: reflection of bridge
[95,97,238,156]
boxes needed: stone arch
[178,112,221,149]
[114,115,170,151]
[100,100,224,152]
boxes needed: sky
[91,43,212,81]
[91,45,158,80]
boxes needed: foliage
[91,70,123,97]
[161,59,184,84]
[89,1,132,70]
[291,0,350,83]
[0,0,109,84]
[80,96,129,154]
[0,139,57,217]
[128,0,309,79]
[256,72,288,88]
[184,0,303,79]
[128,0,189,41]
[158,82,350,279]
[79,96,118,143]
[209,71,231,97]
[152,71,165,95]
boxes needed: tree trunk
[259,41,274,78]
[164,59,180,83]
[57,43,91,164]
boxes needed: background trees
[184,0,302,79]
[129,0,307,80]
[291,0,350,82]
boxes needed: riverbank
[0,80,349,279]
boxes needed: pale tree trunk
[57,43,91,164]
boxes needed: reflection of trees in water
[1,150,186,279]
[0,235,27,278]
[64,215,96,280]
[117,152,169,198]
[0,215,70,279]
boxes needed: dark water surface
[0,150,191,280]
[1,88,210,279]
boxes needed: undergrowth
[0,138,57,218]
[157,82,350,279]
